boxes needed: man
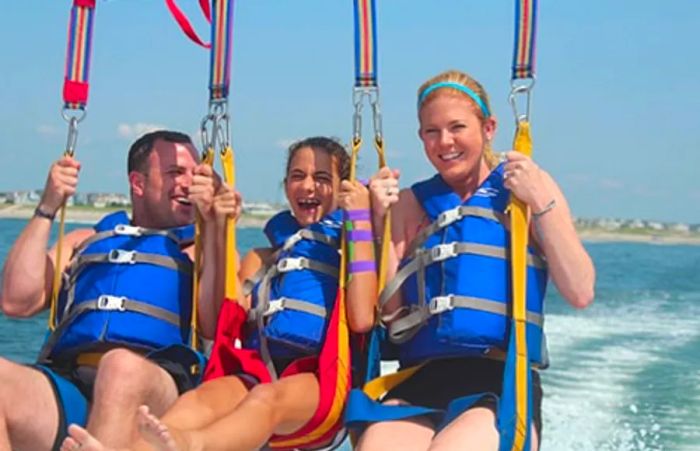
[0,130,237,450]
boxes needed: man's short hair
[127,130,194,174]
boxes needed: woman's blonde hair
[417,70,499,168]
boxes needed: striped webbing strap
[209,0,234,101]
[164,0,212,48]
[512,0,538,80]
[63,0,96,110]
[353,0,378,88]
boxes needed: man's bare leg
[87,349,179,447]
[0,357,61,451]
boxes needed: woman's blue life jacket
[378,164,549,367]
[38,211,195,364]
[244,210,342,365]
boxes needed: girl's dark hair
[285,137,351,180]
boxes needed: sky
[1,1,699,223]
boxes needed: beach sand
[0,205,270,228]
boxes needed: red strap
[74,0,95,7]
[63,80,89,106]
[164,0,211,48]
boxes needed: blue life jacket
[245,210,342,363]
[379,165,549,367]
[38,211,195,363]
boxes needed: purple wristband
[348,230,373,242]
[349,260,376,274]
[344,209,371,221]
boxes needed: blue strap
[345,389,440,427]
[497,319,533,451]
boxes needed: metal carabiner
[352,86,383,144]
[509,77,536,125]
[61,106,86,157]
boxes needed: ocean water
[0,218,698,450]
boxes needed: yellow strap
[373,137,391,296]
[48,204,67,331]
[510,120,532,451]
[190,149,215,349]
[219,146,237,301]
[363,363,423,400]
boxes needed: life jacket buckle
[436,207,462,228]
[108,249,136,264]
[429,295,454,314]
[265,298,286,316]
[429,243,457,262]
[277,257,306,273]
[114,224,144,236]
[97,295,127,311]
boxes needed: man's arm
[0,156,87,317]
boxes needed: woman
[62,137,377,451]
[355,70,595,450]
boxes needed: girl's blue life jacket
[38,211,195,364]
[377,164,550,367]
[244,210,342,377]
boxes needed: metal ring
[61,106,87,124]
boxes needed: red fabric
[74,0,96,8]
[204,293,348,450]
[203,300,271,383]
[164,0,211,48]
[62,79,89,105]
[269,290,349,449]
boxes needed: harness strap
[248,297,328,323]
[164,0,212,48]
[405,205,506,257]
[67,250,193,276]
[63,0,96,110]
[72,227,182,257]
[379,242,545,310]
[38,295,181,363]
[209,0,234,101]
[388,295,543,344]
[353,0,378,88]
[512,0,537,80]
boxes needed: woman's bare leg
[429,407,539,451]
[140,373,321,451]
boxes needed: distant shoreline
[2,204,699,246]
[0,205,270,228]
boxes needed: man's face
[133,139,199,229]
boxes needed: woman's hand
[502,151,553,212]
[368,167,400,220]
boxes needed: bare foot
[60,424,114,451]
[137,405,185,451]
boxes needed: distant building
[86,193,130,208]
[242,201,278,216]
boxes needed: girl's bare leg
[142,373,321,451]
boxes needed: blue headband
[417,81,491,118]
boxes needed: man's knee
[94,349,157,396]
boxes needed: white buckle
[97,295,126,311]
[108,249,136,264]
[114,224,143,236]
[277,257,306,273]
[436,207,462,228]
[282,231,303,251]
[429,295,454,315]
[429,243,457,262]
[264,298,286,316]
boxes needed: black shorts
[385,357,543,441]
